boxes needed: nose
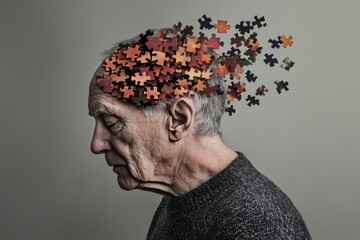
[90,118,112,154]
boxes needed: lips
[105,151,127,167]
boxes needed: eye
[102,114,125,135]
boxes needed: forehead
[88,64,124,117]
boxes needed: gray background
[1,0,359,239]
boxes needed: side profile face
[88,65,168,191]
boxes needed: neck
[137,135,238,196]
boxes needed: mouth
[105,152,127,167]
[112,165,128,175]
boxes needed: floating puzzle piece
[280,57,295,71]
[207,34,224,49]
[255,85,269,96]
[264,53,278,67]
[172,22,182,34]
[280,35,293,48]
[246,95,260,106]
[230,33,246,47]
[198,14,213,30]
[225,105,236,116]
[181,25,194,37]
[252,16,267,28]
[214,20,230,33]
[274,80,289,94]
[268,38,281,49]
[214,63,229,77]
[235,21,253,34]
[245,70,257,82]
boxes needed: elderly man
[88,26,311,239]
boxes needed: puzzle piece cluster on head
[96,15,295,116]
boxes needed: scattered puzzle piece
[280,57,295,71]
[214,20,230,33]
[252,16,267,28]
[245,70,257,82]
[274,80,289,94]
[225,105,236,116]
[246,95,260,106]
[264,53,278,67]
[235,21,254,34]
[198,14,213,30]
[95,15,295,114]
[255,85,269,96]
[280,35,293,48]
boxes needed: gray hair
[100,29,227,139]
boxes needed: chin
[117,176,139,190]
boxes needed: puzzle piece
[274,80,289,94]
[245,70,257,82]
[192,80,206,92]
[280,35,293,48]
[145,35,161,51]
[235,21,253,34]
[144,86,160,99]
[255,85,269,96]
[198,14,213,30]
[123,45,141,61]
[230,64,244,80]
[246,95,260,106]
[174,86,188,99]
[225,105,236,116]
[172,22,182,34]
[268,38,281,49]
[252,16,267,28]
[120,85,135,99]
[214,63,229,77]
[214,20,230,33]
[131,72,151,86]
[227,47,241,56]
[102,57,117,72]
[207,34,224,49]
[181,25,194,37]
[264,53,278,67]
[202,83,219,97]
[112,71,129,83]
[96,72,114,93]
[163,36,178,53]
[280,57,295,71]
[185,37,201,53]
[230,33,246,47]
[174,50,191,66]
[185,68,201,80]
[247,38,260,51]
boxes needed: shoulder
[210,153,311,239]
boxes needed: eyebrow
[88,104,113,117]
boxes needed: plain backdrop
[1,0,359,239]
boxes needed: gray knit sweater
[146,152,311,240]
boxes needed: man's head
[89,29,248,192]
[88,29,229,193]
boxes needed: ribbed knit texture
[146,152,311,240]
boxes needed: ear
[166,97,195,142]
